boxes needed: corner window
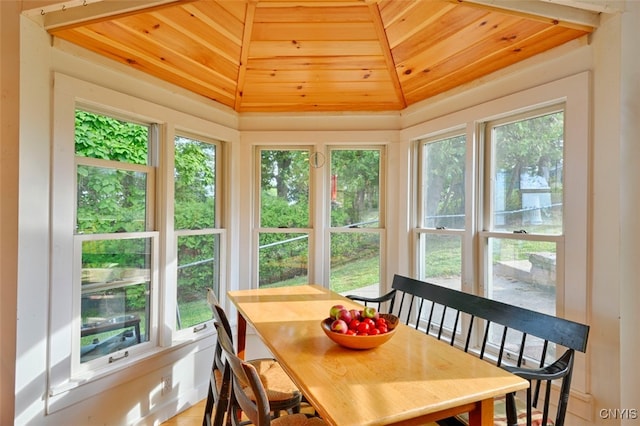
[50,74,229,406]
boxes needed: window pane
[174,136,216,230]
[330,232,380,295]
[80,238,151,363]
[177,234,220,330]
[418,233,462,291]
[260,150,309,228]
[258,233,308,287]
[77,165,147,233]
[331,150,380,228]
[421,135,466,229]
[75,110,149,165]
[491,112,564,234]
[486,237,556,315]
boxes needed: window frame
[253,145,315,287]
[172,132,225,337]
[414,129,468,288]
[326,145,387,295]
[49,73,233,411]
[407,72,590,405]
[479,105,566,311]
[251,143,388,293]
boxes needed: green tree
[494,112,564,210]
[331,150,380,226]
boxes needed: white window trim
[403,72,591,417]
[49,73,236,412]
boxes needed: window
[50,74,228,405]
[174,134,223,330]
[416,133,466,291]
[254,145,385,295]
[328,148,384,295]
[482,108,564,315]
[480,107,565,359]
[256,148,311,287]
[74,110,157,368]
[415,106,571,357]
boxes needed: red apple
[349,309,361,321]
[329,304,345,319]
[336,308,352,323]
[330,319,349,334]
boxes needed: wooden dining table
[227,284,529,426]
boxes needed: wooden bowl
[320,313,399,350]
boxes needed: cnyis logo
[599,408,639,420]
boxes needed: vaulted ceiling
[43,0,596,113]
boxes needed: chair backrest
[207,288,235,342]
[353,274,589,426]
[204,288,232,426]
[214,322,273,426]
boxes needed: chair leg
[203,385,215,426]
[505,391,517,426]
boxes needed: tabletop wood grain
[228,285,528,426]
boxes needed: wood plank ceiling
[48,0,593,113]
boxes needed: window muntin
[174,134,222,330]
[74,109,156,366]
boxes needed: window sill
[47,328,214,413]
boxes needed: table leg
[467,398,494,426]
[236,312,247,360]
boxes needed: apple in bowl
[322,305,398,349]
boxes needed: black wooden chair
[214,322,326,426]
[203,289,303,426]
[347,274,589,426]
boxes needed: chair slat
[346,275,590,426]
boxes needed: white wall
[0,2,21,425]
[618,0,640,422]
[8,3,640,425]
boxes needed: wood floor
[161,399,206,426]
[161,398,441,426]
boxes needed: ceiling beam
[368,3,406,109]
[24,0,194,31]
[460,0,601,28]
[235,1,257,112]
